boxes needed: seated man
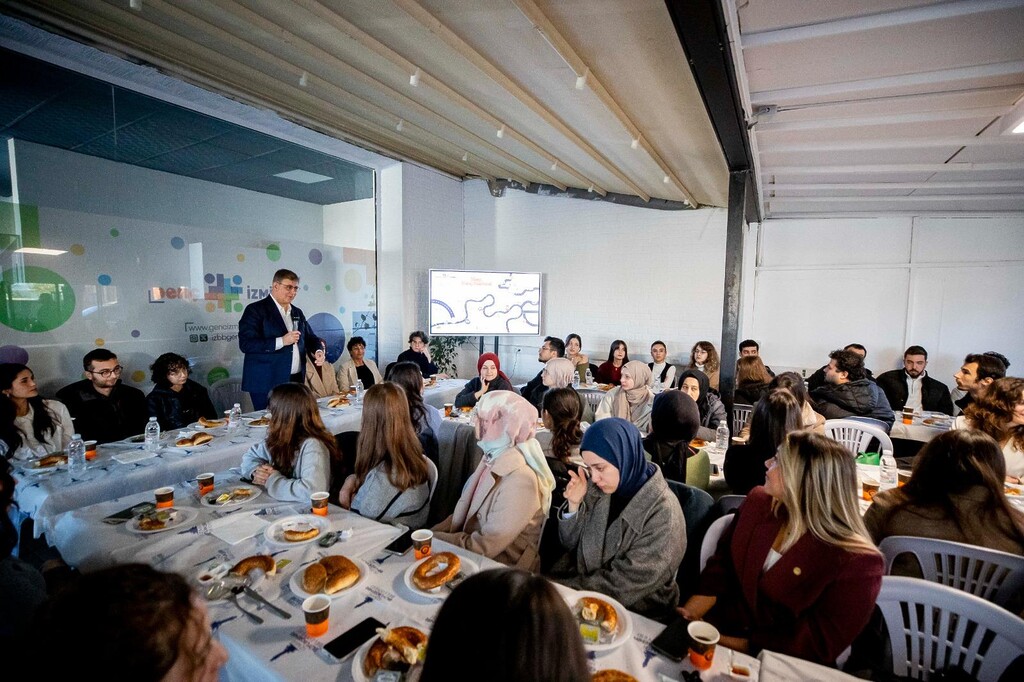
[56,349,148,443]
[521,336,564,407]
[952,352,1007,416]
[739,339,774,377]
[807,343,873,391]
[876,345,954,415]
[810,349,894,428]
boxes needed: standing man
[810,349,894,428]
[738,339,774,377]
[57,349,148,443]
[876,346,954,415]
[952,352,1007,416]
[521,336,565,408]
[238,268,324,411]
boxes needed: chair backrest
[428,420,482,525]
[384,361,397,380]
[823,418,893,455]
[714,494,747,516]
[875,576,1024,681]
[423,456,439,502]
[844,415,893,434]
[208,377,254,414]
[732,403,754,435]
[699,513,734,574]
[666,480,714,544]
[878,535,1024,609]
[582,390,604,410]
[685,448,711,490]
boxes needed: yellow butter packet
[579,623,600,644]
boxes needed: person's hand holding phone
[564,466,588,513]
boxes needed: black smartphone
[650,616,690,662]
[383,528,414,555]
[323,617,386,661]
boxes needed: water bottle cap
[149,416,157,421]
[72,433,81,439]
[233,403,241,408]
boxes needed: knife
[243,586,292,619]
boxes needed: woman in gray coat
[548,417,686,621]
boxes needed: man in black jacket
[876,346,954,415]
[807,343,873,392]
[56,348,148,443]
[521,336,564,408]
[811,349,894,428]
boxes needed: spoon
[204,581,263,624]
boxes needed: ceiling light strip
[767,162,1024,174]
[764,136,1024,152]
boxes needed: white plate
[402,553,479,599]
[262,514,331,547]
[566,591,633,652]
[127,507,200,534]
[242,417,271,428]
[349,629,427,682]
[18,454,67,474]
[200,485,263,508]
[288,555,368,600]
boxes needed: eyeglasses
[275,283,299,292]
[88,365,123,378]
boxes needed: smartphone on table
[650,616,691,662]
[382,528,414,555]
[323,617,386,661]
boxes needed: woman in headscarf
[595,361,655,435]
[676,368,728,442]
[433,391,554,571]
[642,390,702,483]
[548,418,685,620]
[454,352,517,409]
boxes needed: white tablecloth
[49,474,762,682]
[888,411,952,443]
[422,378,464,409]
[13,404,364,539]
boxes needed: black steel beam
[719,170,748,416]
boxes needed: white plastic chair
[732,403,753,435]
[823,418,893,455]
[875,576,1024,681]
[699,513,734,574]
[878,535,1024,609]
[424,456,439,503]
[581,390,604,411]
[208,377,254,415]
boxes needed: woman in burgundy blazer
[680,431,883,665]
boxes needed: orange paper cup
[687,621,720,671]
[154,486,174,509]
[302,595,330,637]
[84,440,98,461]
[310,491,329,516]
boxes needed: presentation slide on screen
[429,270,541,336]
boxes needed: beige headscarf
[612,361,654,423]
[543,357,576,388]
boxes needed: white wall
[744,216,1024,387]
[463,180,729,382]
[323,198,375,251]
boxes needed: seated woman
[533,357,574,410]
[304,349,340,399]
[648,340,676,389]
[548,418,685,620]
[537,386,586,571]
[335,336,382,392]
[769,372,824,432]
[241,383,338,503]
[642,390,701,483]
[339,383,431,527]
[595,361,655,435]
[734,356,773,406]
[564,333,591,384]
[681,431,883,665]
[595,339,629,386]
[396,330,445,378]
[1,363,74,458]
[724,389,802,495]
[955,377,1024,482]
[676,369,728,442]
[433,391,554,571]
[145,353,219,431]
[865,429,1024,563]
[454,353,516,409]
[388,361,442,463]
[685,341,721,392]
[420,568,590,682]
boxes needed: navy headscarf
[581,417,655,499]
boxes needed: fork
[226,588,263,624]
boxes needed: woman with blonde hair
[681,431,883,665]
[433,391,554,570]
[685,341,720,391]
[339,383,431,527]
[241,383,338,503]
[595,361,655,435]
[956,376,1024,482]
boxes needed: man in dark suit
[238,268,324,410]
[876,345,954,415]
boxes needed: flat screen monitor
[429,269,541,336]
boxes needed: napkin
[208,511,270,545]
[112,449,160,465]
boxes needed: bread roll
[320,555,360,594]
[412,552,461,590]
[363,626,427,677]
[175,436,194,447]
[229,554,277,576]
[592,671,637,682]
[579,596,618,633]
[283,527,320,542]
[192,432,214,445]
[302,562,327,593]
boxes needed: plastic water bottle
[571,373,580,389]
[144,417,161,452]
[585,368,594,386]
[715,422,730,453]
[879,449,898,491]
[355,380,365,404]
[66,433,86,474]
[228,403,242,429]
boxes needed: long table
[47,470,765,682]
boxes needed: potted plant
[429,335,469,378]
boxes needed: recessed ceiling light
[15,247,67,255]
[1014,120,1024,134]
[274,169,333,184]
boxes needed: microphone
[291,313,300,330]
